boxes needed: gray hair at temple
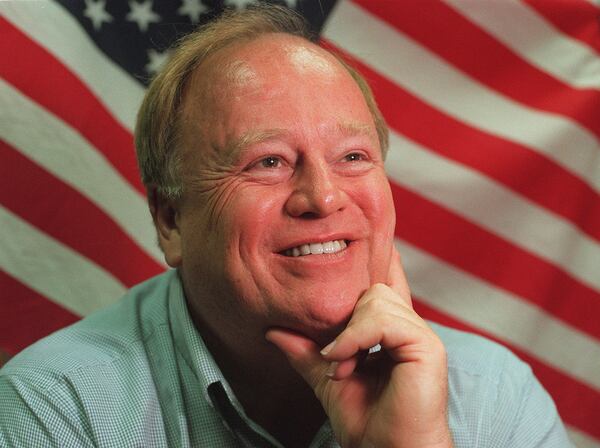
[134,4,389,200]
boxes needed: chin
[299,288,361,345]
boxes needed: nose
[284,160,346,218]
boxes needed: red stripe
[390,181,600,342]
[0,139,164,287]
[321,40,600,244]
[0,270,79,356]
[0,18,145,195]
[524,0,600,56]
[352,0,600,138]
[413,298,600,441]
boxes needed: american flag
[1,0,599,446]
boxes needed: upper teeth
[284,240,348,257]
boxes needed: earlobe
[148,188,183,268]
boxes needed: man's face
[169,34,396,345]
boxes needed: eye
[244,154,292,183]
[343,152,366,162]
[336,150,374,175]
[260,156,282,168]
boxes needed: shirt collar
[166,270,237,403]
[165,269,335,448]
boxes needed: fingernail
[326,362,338,378]
[320,340,336,355]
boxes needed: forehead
[187,34,345,101]
[224,38,338,84]
[180,34,375,155]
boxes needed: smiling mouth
[281,239,349,257]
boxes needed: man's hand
[266,248,452,448]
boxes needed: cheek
[194,177,241,233]
[347,175,396,277]
[180,184,287,301]
[351,174,396,235]
[219,186,290,308]
[178,178,246,272]
[221,185,288,257]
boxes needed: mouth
[280,239,350,257]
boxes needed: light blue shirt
[0,270,572,447]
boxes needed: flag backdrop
[1,0,599,446]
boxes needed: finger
[321,283,429,365]
[265,327,329,390]
[320,315,437,363]
[387,245,412,307]
[351,284,427,331]
[326,355,360,381]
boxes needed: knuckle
[424,331,446,355]
[362,295,386,314]
[379,313,399,333]
[359,285,396,312]
[431,334,446,353]
[370,282,389,294]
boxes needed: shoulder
[0,271,177,446]
[1,271,174,383]
[430,322,527,379]
[430,323,572,447]
[430,321,534,405]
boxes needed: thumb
[387,245,413,307]
[265,328,329,390]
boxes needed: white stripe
[385,132,600,292]
[396,239,600,391]
[567,425,600,448]
[323,1,600,192]
[445,0,600,90]
[1,0,144,132]
[0,206,126,316]
[0,80,165,265]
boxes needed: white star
[126,0,161,33]
[83,0,113,31]
[223,0,259,9]
[178,0,208,23]
[145,48,171,75]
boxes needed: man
[0,5,571,447]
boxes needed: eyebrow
[336,122,376,141]
[221,121,377,163]
[225,129,287,160]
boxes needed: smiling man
[0,5,571,448]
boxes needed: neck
[192,311,327,448]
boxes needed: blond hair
[135,4,389,199]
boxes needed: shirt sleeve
[0,374,95,448]
[492,351,573,448]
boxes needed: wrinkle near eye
[185,172,245,232]
[207,180,243,231]
[185,167,234,194]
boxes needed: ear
[148,187,183,268]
